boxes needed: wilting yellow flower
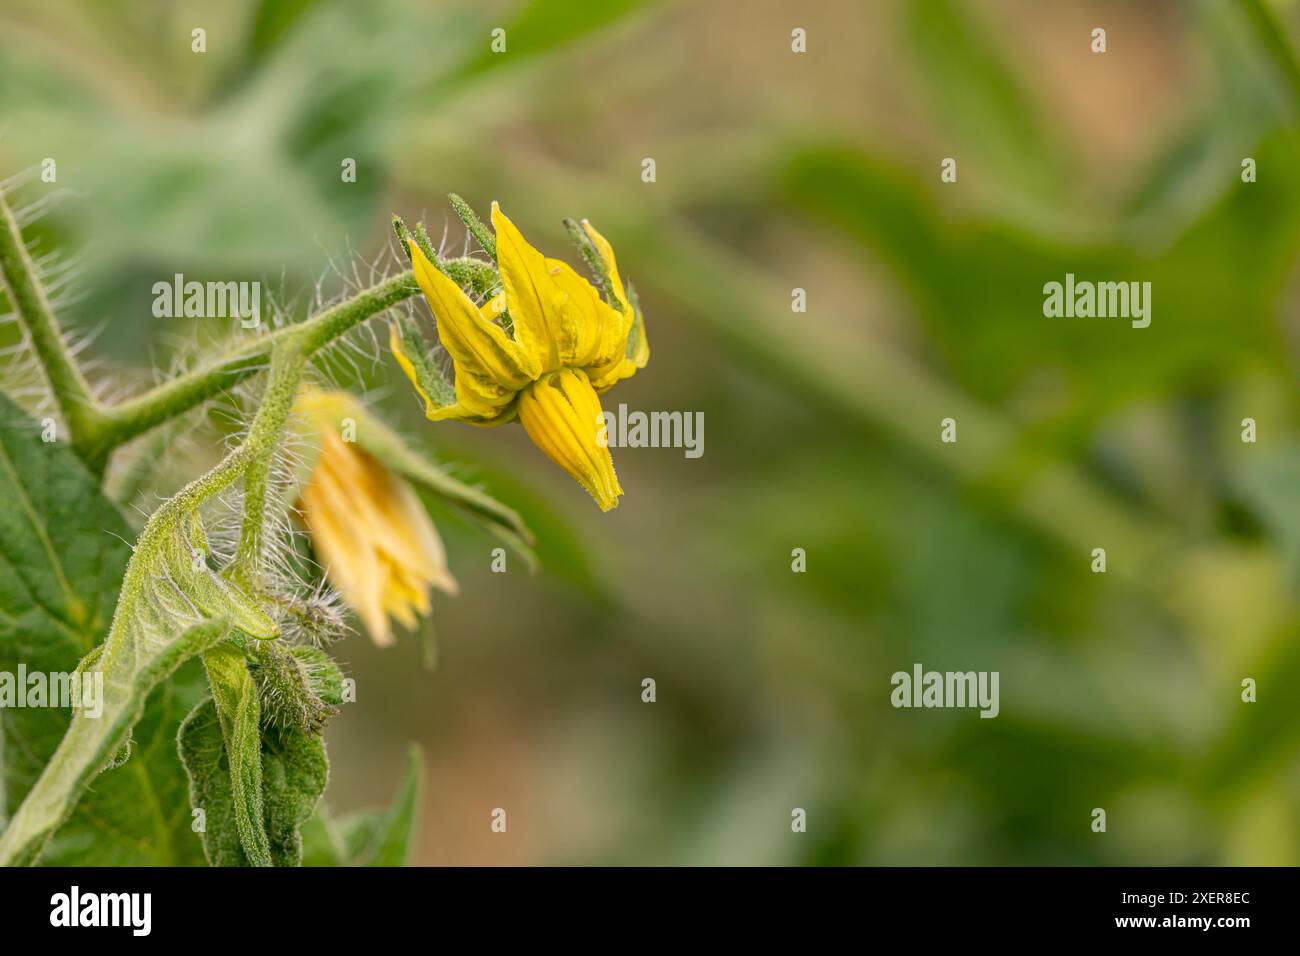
[294,389,458,647]
[393,203,648,511]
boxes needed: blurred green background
[2,0,1300,864]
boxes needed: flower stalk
[0,176,422,473]
[0,189,106,461]
[87,274,420,469]
[233,342,307,586]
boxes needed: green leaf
[177,697,247,866]
[449,0,660,85]
[357,743,422,866]
[0,392,131,819]
[302,744,423,866]
[901,0,1069,206]
[0,392,224,864]
[260,721,329,867]
[179,684,330,868]
[37,658,211,866]
[200,644,272,866]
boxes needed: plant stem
[83,274,417,467]
[234,341,306,585]
[0,176,419,471]
[0,190,106,459]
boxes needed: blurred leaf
[901,0,1068,204]
[1240,0,1300,111]
[1229,438,1300,580]
[302,744,423,866]
[448,0,659,83]
[783,140,1299,426]
[341,743,423,866]
[422,437,608,600]
[245,0,327,66]
[1203,624,1300,800]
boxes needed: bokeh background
[2,0,1300,864]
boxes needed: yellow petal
[298,424,459,646]
[382,566,424,629]
[409,239,539,398]
[481,291,508,323]
[390,479,460,596]
[391,322,517,425]
[577,218,648,387]
[544,257,620,368]
[491,202,567,371]
[301,437,392,645]
[517,368,623,511]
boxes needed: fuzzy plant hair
[0,169,531,867]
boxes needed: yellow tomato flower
[394,203,648,511]
[294,389,458,647]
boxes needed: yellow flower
[294,389,458,647]
[394,203,648,511]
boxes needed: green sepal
[448,193,497,262]
[393,313,457,409]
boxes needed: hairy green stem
[84,274,418,468]
[234,342,307,585]
[0,190,106,458]
[0,175,418,472]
